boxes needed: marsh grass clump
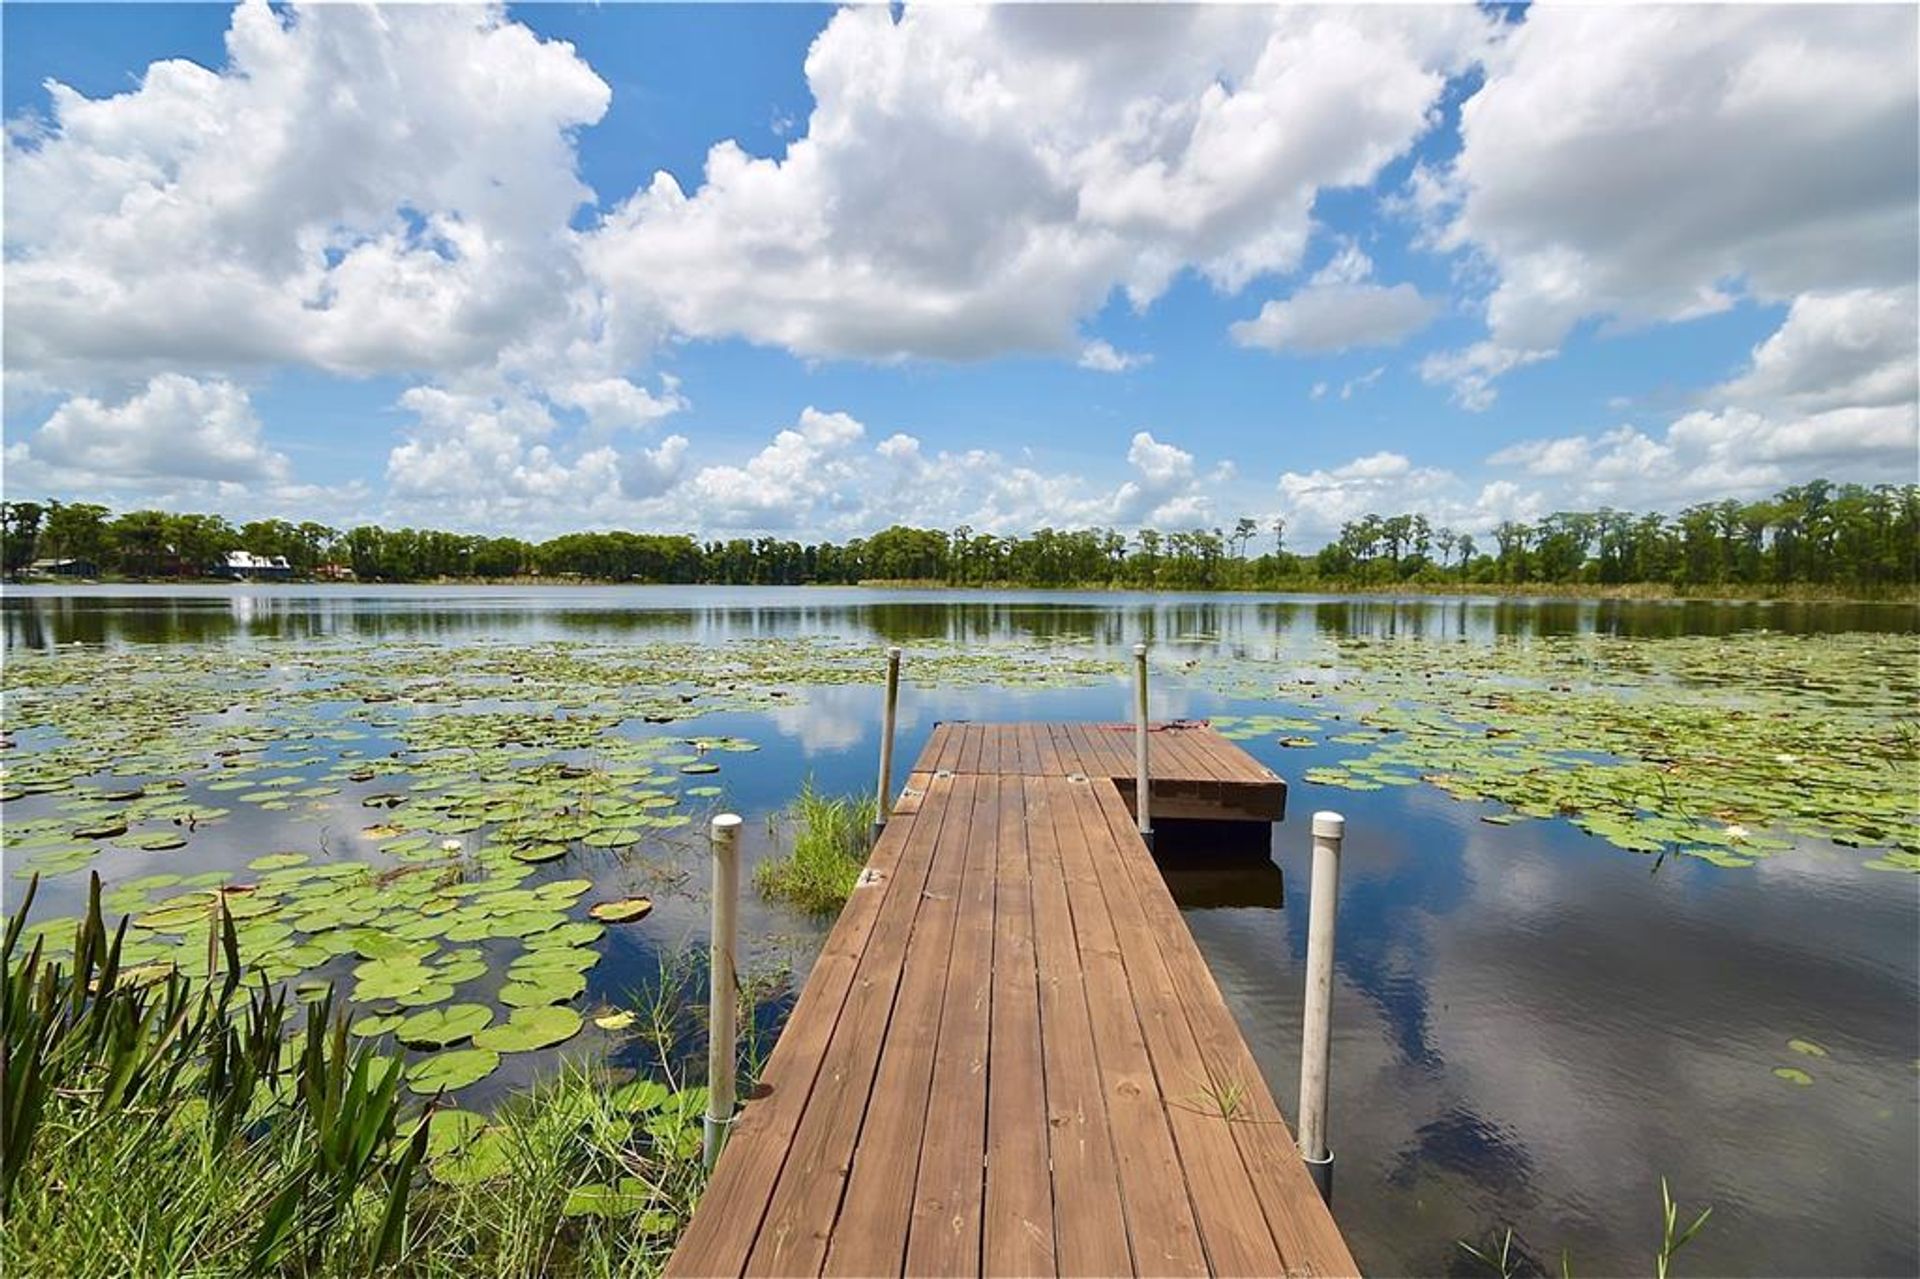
[1,881,779,1277]
[754,783,877,915]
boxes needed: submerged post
[704,813,742,1171]
[1132,642,1153,851]
[872,646,902,847]
[1298,810,1344,1203]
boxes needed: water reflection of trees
[4,588,1913,651]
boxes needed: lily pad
[396,1004,494,1049]
[588,897,653,924]
[406,1048,501,1095]
[472,1005,583,1053]
[563,1178,652,1218]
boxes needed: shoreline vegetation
[9,572,1919,605]
[1,877,760,1278]
[4,478,1915,601]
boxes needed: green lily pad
[406,1048,501,1094]
[1773,1066,1814,1086]
[428,1126,513,1185]
[473,1005,583,1053]
[611,1078,670,1113]
[350,1012,406,1038]
[563,1178,652,1218]
[396,1004,494,1049]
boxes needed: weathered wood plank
[904,775,1000,1274]
[984,776,1054,1276]
[667,793,945,1278]
[824,774,980,1277]
[673,722,1346,1279]
[1089,783,1358,1277]
[1026,775,1137,1277]
[1073,778,1288,1277]
[743,786,957,1276]
[1052,776,1211,1277]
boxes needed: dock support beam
[872,646,902,847]
[705,813,742,1171]
[1132,643,1153,851]
[1297,810,1343,1203]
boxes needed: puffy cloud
[1275,450,1541,542]
[1078,340,1151,373]
[1231,281,1436,354]
[1232,245,1436,355]
[659,411,1226,536]
[382,383,690,526]
[1485,287,1917,507]
[4,1,611,389]
[7,374,287,486]
[585,5,1491,361]
[551,375,688,434]
[1422,4,1917,405]
[683,408,868,529]
[1716,287,1917,417]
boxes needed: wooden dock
[667,722,1358,1278]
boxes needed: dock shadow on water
[3,584,1916,1277]
[1151,818,1287,911]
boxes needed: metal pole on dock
[1297,810,1343,1203]
[872,646,902,847]
[1132,642,1153,851]
[704,813,742,1171]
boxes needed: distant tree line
[2,479,1914,594]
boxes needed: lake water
[4,584,1916,1276]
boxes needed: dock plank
[1024,776,1134,1277]
[984,777,1054,1276]
[667,723,1351,1279]
[905,776,1000,1275]
[824,775,980,1277]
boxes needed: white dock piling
[704,812,742,1170]
[1132,642,1153,851]
[872,646,902,847]
[1297,809,1344,1202]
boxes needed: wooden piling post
[705,812,742,1170]
[1132,643,1153,851]
[1297,809,1343,1202]
[872,646,901,847]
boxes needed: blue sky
[3,3,1913,544]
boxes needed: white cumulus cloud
[584,5,1490,362]
[1420,4,1917,406]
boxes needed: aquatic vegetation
[0,884,762,1277]
[1214,630,1920,871]
[754,783,878,915]
[1455,1179,1713,1279]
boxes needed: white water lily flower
[441,838,463,853]
[1725,825,1751,843]
[1775,753,1798,764]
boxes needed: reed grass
[753,782,877,915]
[1,878,781,1277]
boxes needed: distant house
[28,557,98,578]
[215,550,294,581]
[314,562,356,581]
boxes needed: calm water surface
[5,584,1916,1276]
